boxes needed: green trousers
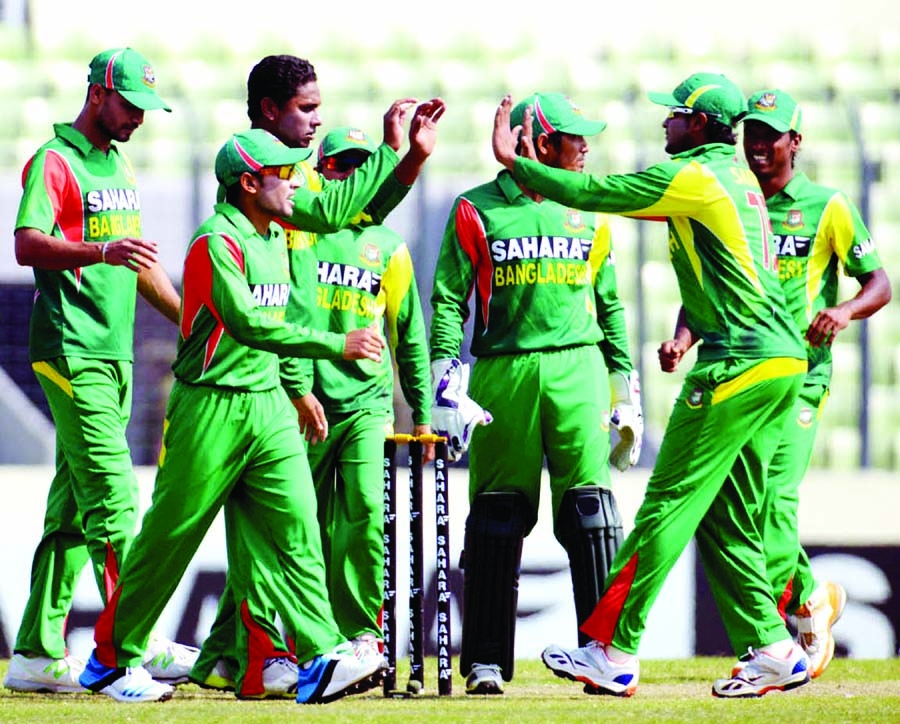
[582,357,807,655]
[192,408,392,689]
[308,408,392,641]
[93,382,343,696]
[16,357,138,659]
[763,380,827,614]
[467,344,612,539]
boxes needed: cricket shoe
[712,644,809,698]
[466,663,503,695]
[191,659,236,691]
[351,635,388,669]
[541,641,638,697]
[4,653,86,693]
[143,635,200,684]
[729,649,754,678]
[295,646,385,704]
[237,657,300,699]
[795,581,847,678]
[79,652,173,703]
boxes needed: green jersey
[214,146,406,235]
[767,172,883,386]
[174,203,344,391]
[513,144,806,362]
[306,224,431,424]
[429,170,632,371]
[274,157,411,398]
[16,123,142,362]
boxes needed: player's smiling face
[272,81,323,148]
[743,120,797,178]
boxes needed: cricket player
[659,89,892,681]
[300,125,432,654]
[4,47,192,695]
[78,129,388,704]
[186,55,445,694]
[429,92,641,694]
[738,89,890,676]
[492,73,813,698]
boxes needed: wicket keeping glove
[609,370,643,471]
[431,358,492,462]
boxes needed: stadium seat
[748,57,835,102]
[813,425,861,469]
[830,60,893,104]
[800,100,853,142]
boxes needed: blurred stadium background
[1,0,898,469]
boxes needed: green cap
[215,129,313,188]
[88,47,172,112]
[511,92,607,140]
[648,72,746,126]
[317,126,377,162]
[743,89,802,133]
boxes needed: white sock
[604,643,638,665]
[759,638,794,659]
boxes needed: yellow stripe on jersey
[32,361,73,398]
[298,160,323,192]
[670,216,704,285]
[803,193,854,324]
[630,162,766,296]
[711,357,807,405]
[158,418,169,467]
[586,213,611,285]
[380,243,414,353]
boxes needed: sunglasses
[666,106,722,120]
[320,154,370,173]
[257,164,298,180]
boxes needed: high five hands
[492,94,536,170]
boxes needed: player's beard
[97,116,139,144]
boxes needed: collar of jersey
[669,142,736,162]
[215,201,284,241]
[778,171,812,202]
[54,122,119,158]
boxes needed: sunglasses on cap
[256,164,299,180]
[666,106,722,120]
[321,153,370,173]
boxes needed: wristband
[101,242,109,264]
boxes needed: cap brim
[565,119,608,136]
[269,147,315,166]
[741,112,792,133]
[119,89,173,112]
[321,141,376,157]
[647,91,679,107]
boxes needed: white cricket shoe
[795,581,847,678]
[351,634,388,671]
[541,640,638,697]
[143,635,200,684]
[295,645,385,704]
[465,662,503,695]
[237,657,300,699]
[712,644,810,698]
[79,653,173,703]
[4,653,86,693]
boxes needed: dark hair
[545,131,565,151]
[247,55,317,122]
[224,182,242,205]
[706,118,738,145]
